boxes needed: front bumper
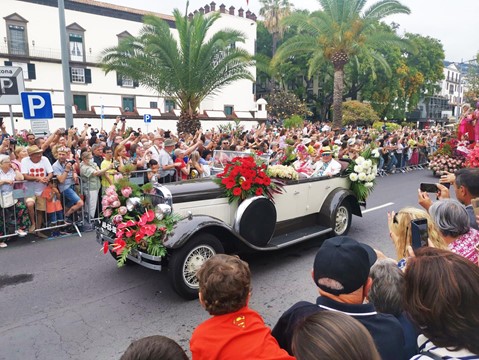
[96,221,163,271]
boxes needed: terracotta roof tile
[71,0,175,21]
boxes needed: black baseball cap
[313,236,377,295]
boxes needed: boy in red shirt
[190,254,294,360]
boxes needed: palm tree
[259,0,293,56]
[101,10,254,134]
[273,0,410,128]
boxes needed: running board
[262,226,333,250]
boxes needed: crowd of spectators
[0,116,455,245]
[0,116,478,358]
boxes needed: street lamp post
[58,0,74,129]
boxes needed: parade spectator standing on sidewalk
[158,139,179,183]
[80,151,112,230]
[41,179,64,236]
[52,147,83,221]
[21,145,53,238]
[191,254,294,360]
[272,236,406,360]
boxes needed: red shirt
[190,306,295,360]
[175,158,188,180]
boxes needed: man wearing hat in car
[272,236,406,360]
[158,138,180,183]
[21,145,54,237]
[311,146,341,177]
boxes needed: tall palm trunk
[332,67,344,129]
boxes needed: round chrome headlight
[155,203,172,220]
[126,197,141,211]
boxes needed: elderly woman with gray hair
[429,198,479,264]
[0,154,30,246]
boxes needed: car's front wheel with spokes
[168,233,224,300]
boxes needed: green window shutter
[27,63,36,79]
[85,68,92,84]
[69,67,72,82]
[4,61,12,66]
[133,79,139,88]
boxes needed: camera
[8,137,17,145]
[133,131,140,137]
[120,117,126,121]
[67,159,76,165]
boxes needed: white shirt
[311,158,342,177]
[21,156,53,196]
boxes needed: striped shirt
[411,335,479,360]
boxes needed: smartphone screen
[411,218,428,249]
[472,198,479,216]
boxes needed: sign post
[0,66,25,133]
[143,114,152,133]
[21,92,54,136]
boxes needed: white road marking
[362,202,394,214]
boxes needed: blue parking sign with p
[21,92,53,119]
[143,114,152,123]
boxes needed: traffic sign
[21,92,53,119]
[143,114,152,123]
[0,67,25,105]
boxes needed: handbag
[0,191,16,208]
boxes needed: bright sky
[107,0,477,63]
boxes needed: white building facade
[0,0,260,134]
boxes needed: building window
[69,34,84,61]
[70,67,91,84]
[121,76,134,88]
[4,61,36,80]
[224,105,234,116]
[71,67,85,83]
[150,101,158,108]
[122,97,135,112]
[73,94,88,111]
[165,100,175,112]
[8,24,27,55]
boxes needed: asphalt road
[0,168,440,360]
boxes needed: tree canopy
[101,10,254,134]
[273,0,411,128]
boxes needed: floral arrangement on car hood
[214,156,284,203]
[100,178,181,267]
[267,164,299,180]
[346,146,379,202]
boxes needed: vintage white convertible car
[96,152,362,299]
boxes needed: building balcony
[0,43,102,64]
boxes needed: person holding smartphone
[419,168,479,231]
[387,207,446,270]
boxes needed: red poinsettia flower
[102,241,109,254]
[232,187,242,196]
[255,188,263,196]
[113,239,127,255]
[138,210,155,226]
[241,181,252,191]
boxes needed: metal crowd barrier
[0,178,83,242]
